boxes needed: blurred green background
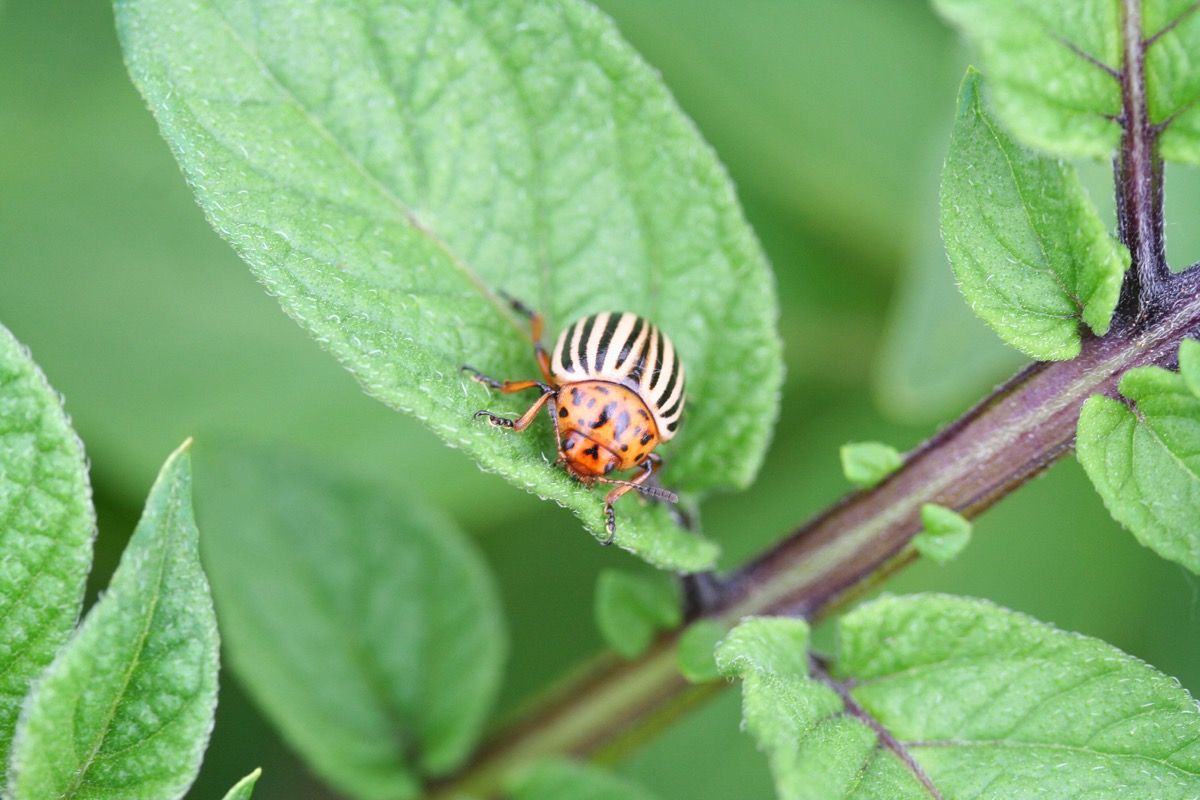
[3,1,1200,798]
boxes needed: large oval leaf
[0,323,94,783]
[115,0,782,571]
[195,443,506,800]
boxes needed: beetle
[463,295,685,543]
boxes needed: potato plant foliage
[3,0,1200,799]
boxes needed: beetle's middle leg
[499,291,553,382]
[461,365,548,395]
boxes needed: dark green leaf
[839,441,903,488]
[1078,354,1200,572]
[595,569,681,659]
[941,69,1128,360]
[115,0,784,571]
[913,503,972,564]
[196,444,505,800]
[7,442,218,800]
[720,594,1200,799]
[0,323,94,778]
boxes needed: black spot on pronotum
[636,408,650,420]
[620,444,629,452]
[570,387,584,406]
[583,444,600,458]
[595,385,611,395]
[614,410,631,437]
[640,432,654,446]
[559,407,569,418]
[587,398,596,408]
[593,401,616,429]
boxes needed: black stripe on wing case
[576,315,597,373]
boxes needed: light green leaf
[1179,337,1200,398]
[221,769,262,800]
[505,759,661,800]
[721,594,1200,800]
[932,0,1122,158]
[0,323,94,779]
[595,569,682,659]
[914,503,972,564]
[196,444,506,800]
[1149,1,1200,163]
[1078,355,1200,572]
[115,0,783,572]
[934,0,1200,163]
[7,442,218,800]
[941,69,1128,361]
[676,619,727,684]
[839,441,903,488]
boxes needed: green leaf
[0,323,94,778]
[721,594,1200,800]
[676,619,727,684]
[505,759,661,800]
[934,0,1200,163]
[196,444,506,800]
[7,442,218,800]
[1078,356,1200,572]
[595,569,682,659]
[221,769,262,800]
[932,0,1122,158]
[115,0,783,572]
[914,503,972,564]
[941,69,1128,361]
[1179,337,1200,398]
[839,441,902,488]
[1148,1,1200,164]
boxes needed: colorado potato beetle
[463,295,685,544]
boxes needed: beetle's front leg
[473,385,556,432]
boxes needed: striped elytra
[465,299,684,543]
[551,312,686,440]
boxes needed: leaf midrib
[57,485,180,800]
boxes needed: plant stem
[1116,0,1169,315]
[431,270,1200,800]
[430,5,1192,795]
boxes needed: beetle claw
[601,503,617,545]
[474,410,514,428]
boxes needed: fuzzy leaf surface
[7,443,218,800]
[941,70,1127,360]
[114,0,784,571]
[1078,360,1200,572]
[934,0,1200,163]
[719,594,1200,799]
[0,324,94,780]
[594,569,681,659]
[505,759,661,800]
[196,444,505,800]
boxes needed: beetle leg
[474,385,555,431]
[597,456,660,545]
[461,366,549,395]
[498,291,554,383]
